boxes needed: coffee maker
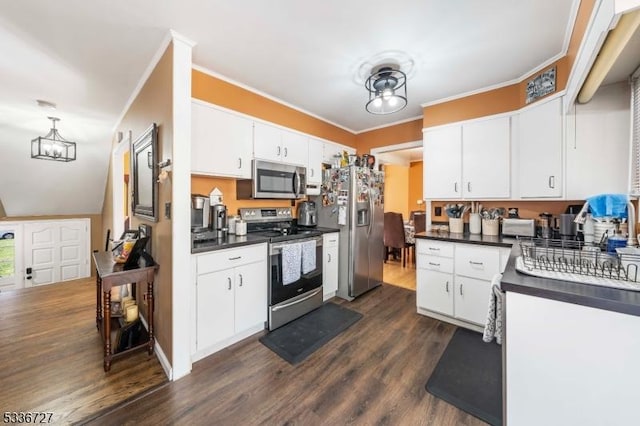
[191,194,210,232]
[211,204,228,239]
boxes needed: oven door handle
[270,237,322,254]
[271,289,322,312]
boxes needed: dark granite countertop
[501,244,640,317]
[415,231,517,248]
[191,227,340,254]
[415,231,640,316]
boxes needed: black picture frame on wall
[131,123,158,222]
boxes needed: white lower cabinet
[323,233,339,300]
[416,239,508,329]
[193,243,267,360]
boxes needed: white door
[423,125,462,199]
[234,261,267,333]
[196,269,235,350]
[323,236,339,300]
[454,276,492,325]
[416,269,454,316]
[0,223,22,291]
[308,137,324,185]
[253,121,283,162]
[280,130,308,166]
[23,219,90,287]
[462,116,511,198]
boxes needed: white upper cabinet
[423,124,463,199]
[423,116,511,200]
[253,121,307,166]
[462,116,511,198]
[308,137,324,185]
[565,82,630,200]
[516,96,563,198]
[191,101,253,178]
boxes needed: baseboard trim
[417,307,484,333]
[154,340,173,381]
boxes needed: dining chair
[412,212,426,234]
[384,212,413,267]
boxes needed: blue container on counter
[607,234,627,254]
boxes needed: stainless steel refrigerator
[316,165,384,300]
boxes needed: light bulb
[382,88,393,99]
[388,96,398,107]
[373,97,382,107]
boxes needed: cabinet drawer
[455,244,500,280]
[196,243,267,275]
[417,254,454,274]
[416,240,454,258]
[323,233,339,247]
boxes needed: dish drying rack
[515,237,640,292]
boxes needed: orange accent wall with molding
[408,161,424,213]
[192,69,356,147]
[355,119,423,154]
[383,165,410,219]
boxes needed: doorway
[0,223,20,292]
[112,132,131,240]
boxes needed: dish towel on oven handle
[483,273,504,345]
[301,240,316,275]
[282,243,302,285]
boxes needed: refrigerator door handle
[368,188,373,236]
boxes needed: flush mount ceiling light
[365,65,407,115]
[31,116,76,162]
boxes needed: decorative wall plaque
[525,66,556,104]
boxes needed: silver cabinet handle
[238,274,243,286]
[328,253,332,262]
[428,262,440,267]
[428,247,440,251]
[459,284,463,295]
[445,281,449,292]
[454,182,458,193]
[548,175,555,189]
[311,168,314,177]
[229,256,242,261]
[467,182,471,192]
[238,157,242,169]
[284,147,288,157]
[227,277,232,290]
[469,261,484,266]
[277,146,281,156]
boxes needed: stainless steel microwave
[236,160,306,199]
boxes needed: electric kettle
[297,201,317,227]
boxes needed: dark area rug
[425,327,502,426]
[259,302,363,365]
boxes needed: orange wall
[192,69,356,147]
[355,118,423,154]
[567,0,597,72]
[431,200,585,223]
[383,164,410,219]
[408,161,424,213]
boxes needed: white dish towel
[301,240,317,275]
[483,273,504,345]
[282,243,302,285]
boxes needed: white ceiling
[0,0,585,215]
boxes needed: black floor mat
[259,302,363,365]
[425,328,502,426]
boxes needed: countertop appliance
[502,218,536,237]
[297,201,317,227]
[239,207,323,330]
[211,204,228,239]
[236,159,306,200]
[316,165,384,300]
[191,194,210,232]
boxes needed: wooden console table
[92,251,158,372]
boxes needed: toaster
[501,218,536,237]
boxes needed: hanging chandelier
[31,116,76,162]
[365,65,408,115]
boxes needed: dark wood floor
[0,278,167,424]
[89,284,486,426]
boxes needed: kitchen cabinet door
[423,125,462,199]
[196,269,235,351]
[462,116,511,198]
[308,137,324,185]
[323,233,339,300]
[191,101,252,178]
[234,261,267,333]
[454,276,491,326]
[281,130,308,166]
[517,96,563,198]
[253,121,283,162]
[416,269,454,316]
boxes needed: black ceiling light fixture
[365,65,407,115]
[31,116,77,162]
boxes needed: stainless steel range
[239,207,324,330]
